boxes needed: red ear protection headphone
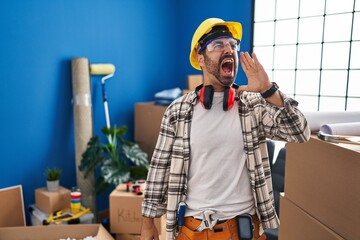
[195,84,239,111]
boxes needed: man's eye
[213,42,224,49]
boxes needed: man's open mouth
[221,58,234,76]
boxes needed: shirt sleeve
[142,106,176,218]
[261,90,311,143]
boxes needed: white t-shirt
[185,91,255,220]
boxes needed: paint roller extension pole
[90,64,116,129]
[101,73,113,129]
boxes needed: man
[141,18,310,240]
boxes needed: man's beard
[203,52,238,86]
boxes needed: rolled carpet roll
[71,57,96,216]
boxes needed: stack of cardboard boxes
[134,102,167,159]
[279,136,360,240]
[134,75,202,160]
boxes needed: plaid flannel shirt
[142,90,310,239]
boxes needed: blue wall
[0,0,252,224]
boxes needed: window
[253,0,360,111]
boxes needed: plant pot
[46,180,60,192]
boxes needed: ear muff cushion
[200,85,214,109]
[223,86,235,111]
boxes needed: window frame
[252,0,360,111]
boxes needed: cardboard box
[134,102,167,160]
[0,224,114,240]
[110,185,164,235]
[0,185,26,227]
[279,195,344,240]
[182,89,191,95]
[187,75,203,90]
[182,75,203,95]
[35,186,71,213]
[285,136,360,240]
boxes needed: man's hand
[239,52,272,93]
[239,52,284,107]
[140,217,159,240]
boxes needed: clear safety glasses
[199,37,240,53]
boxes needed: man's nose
[224,43,234,53]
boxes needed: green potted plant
[44,167,62,192]
[79,126,149,194]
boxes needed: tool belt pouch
[177,226,206,240]
[236,214,253,240]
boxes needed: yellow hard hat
[189,18,243,70]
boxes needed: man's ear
[197,53,205,68]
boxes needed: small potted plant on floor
[44,167,62,192]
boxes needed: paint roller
[89,64,116,129]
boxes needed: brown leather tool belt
[176,214,266,240]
